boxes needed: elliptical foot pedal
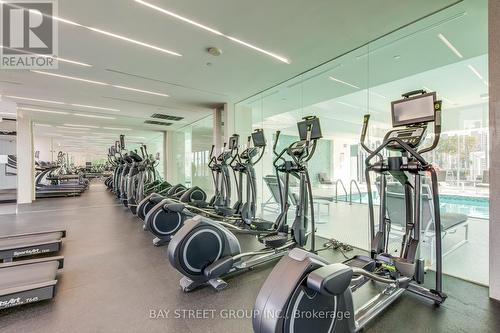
[180,276,203,292]
[153,237,169,247]
[344,255,376,271]
[208,278,228,291]
[261,234,288,248]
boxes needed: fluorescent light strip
[6,95,120,111]
[32,70,108,85]
[18,107,68,115]
[442,97,456,105]
[135,0,289,64]
[63,124,100,128]
[329,76,360,89]
[369,91,387,99]
[32,70,167,97]
[54,57,92,67]
[71,104,120,112]
[468,65,483,80]
[57,126,90,130]
[34,123,53,127]
[438,33,463,58]
[74,113,116,120]
[0,45,92,67]
[102,127,132,131]
[6,95,64,104]
[112,85,168,97]
[336,101,360,109]
[2,2,181,57]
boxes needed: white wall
[34,136,54,162]
[489,0,500,301]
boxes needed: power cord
[319,239,354,259]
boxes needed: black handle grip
[119,135,125,150]
[273,131,281,153]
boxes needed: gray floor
[1,183,499,333]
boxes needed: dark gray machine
[0,230,66,309]
[167,116,322,292]
[253,91,446,333]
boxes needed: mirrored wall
[234,0,488,284]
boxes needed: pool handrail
[350,179,362,205]
[334,179,348,203]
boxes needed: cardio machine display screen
[252,130,266,147]
[297,117,322,140]
[228,135,239,149]
[391,92,436,127]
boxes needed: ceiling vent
[151,113,184,121]
[144,120,172,126]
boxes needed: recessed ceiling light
[71,104,120,112]
[6,95,65,104]
[74,113,116,120]
[102,127,132,131]
[134,0,289,64]
[112,85,168,97]
[336,101,360,109]
[56,130,89,134]
[329,76,360,89]
[56,126,90,130]
[442,97,457,105]
[0,45,92,67]
[438,33,463,58]
[3,2,181,57]
[31,70,168,97]
[63,123,100,128]
[468,65,484,80]
[18,107,68,115]
[32,70,108,85]
[393,55,401,60]
[369,91,387,99]
[56,57,92,67]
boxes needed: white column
[489,0,500,301]
[165,131,174,181]
[16,110,34,204]
[224,103,235,144]
[213,106,223,151]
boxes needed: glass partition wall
[169,115,215,198]
[234,0,488,285]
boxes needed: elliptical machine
[252,91,446,333]
[167,116,322,292]
[140,136,241,246]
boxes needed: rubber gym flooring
[0,183,499,333]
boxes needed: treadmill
[0,230,66,262]
[0,230,66,309]
[0,257,64,309]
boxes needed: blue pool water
[338,193,489,219]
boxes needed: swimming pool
[338,193,489,219]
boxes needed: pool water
[339,193,489,219]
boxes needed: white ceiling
[0,0,460,133]
[239,0,488,139]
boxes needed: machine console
[385,91,436,151]
[385,126,427,150]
